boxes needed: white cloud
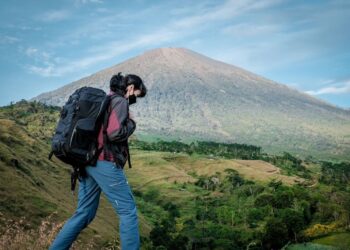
[39,10,71,22]
[32,28,177,77]
[24,47,52,61]
[96,7,109,13]
[207,0,350,74]
[172,0,280,29]
[0,35,20,44]
[25,47,38,57]
[26,0,285,77]
[24,47,63,77]
[305,81,350,95]
[75,0,103,5]
[28,64,59,77]
[18,26,42,31]
[222,23,281,37]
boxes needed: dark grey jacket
[97,92,136,167]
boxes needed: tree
[224,169,244,188]
[144,188,160,201]
[263,217,289,249]
[268,179,283,191]
[150,216,188,250]
[247,208,268,227]
[150,221,171,248]
[279,209,305,242]
[273,190,294,209]
[255,193,274,207]
[162,201,180,218]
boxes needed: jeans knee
[119,206,138,219]
[75,209,96,226]
[87,212,96,224]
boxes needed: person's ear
[130,84,135,94]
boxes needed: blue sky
[0,0,349,109]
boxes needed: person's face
[124,84,141,98]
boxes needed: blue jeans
[50,160,140,250]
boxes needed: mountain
[32,48,350,160]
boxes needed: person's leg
[86,160,140,250]
[49,174,101,250]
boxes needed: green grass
[312,233,350,249]
[287,243,336,250]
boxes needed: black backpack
[49,86,111,191]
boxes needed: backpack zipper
[69,125,77,148]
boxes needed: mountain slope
[32,48,350,160]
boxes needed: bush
[255,193,274,207]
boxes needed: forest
[131,140,350,249]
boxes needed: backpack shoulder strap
[103,103,111,160]
[126,140,132,168]
[96,95,112,126]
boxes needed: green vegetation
[0,99,60,143]
[313,233,350,249]
[132,140,262,159]
[319,161,350,187]
[1,101,350,249]
[134,169,350,249]
[287,243,335,250]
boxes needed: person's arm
[106,97,136,142]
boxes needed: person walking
[50,73,147,250]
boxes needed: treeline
[1,99,60,118]
[319,161,350,186]
[0,100,60,142]
[132,140,262,159]
[261,152,312,179]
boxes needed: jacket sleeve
[106,97,136,142]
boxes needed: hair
[110,72,147,97]
[109,72,126,94]
[123,74,147,97]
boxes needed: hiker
[50,73,147,250]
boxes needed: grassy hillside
[0,101,349,249]
[0,119,128,248]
